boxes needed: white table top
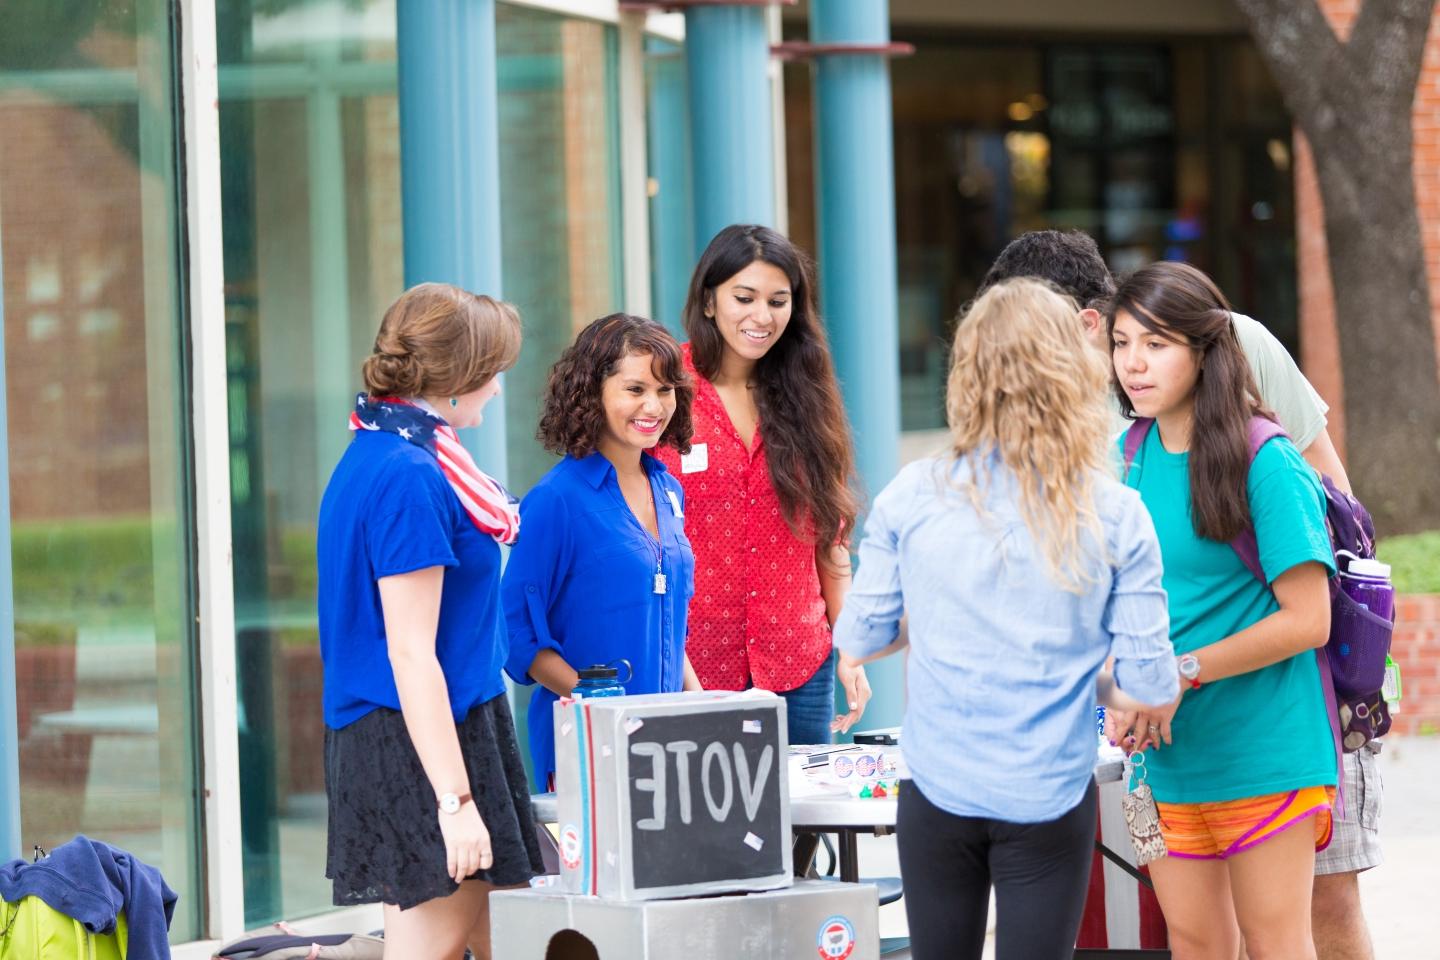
[532,748,1126,830]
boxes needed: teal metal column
[646,37,695,332]
[397,0,507,477]
[809,1,904,730]
[0,217,19,857]
[684,4,775,249]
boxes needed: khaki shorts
[1314,742,1384,875]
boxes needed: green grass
[1377,530,1440,595]
[8,515,318,636]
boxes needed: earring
[449,397,458,409]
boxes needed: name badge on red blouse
[680,443,708,474]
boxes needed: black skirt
[325,692,544,909]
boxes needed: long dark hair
[537,313,693,459]
[1108,261,1271,543]
[682,225,859,549]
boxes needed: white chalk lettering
[700,741,734,821]
[666,740,699,824]
[631,742,667,830]
[732,743,774,822]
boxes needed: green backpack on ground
[0,895,128,959]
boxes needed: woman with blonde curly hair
[834,278,1178,960]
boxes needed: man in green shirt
[978,230,1380,960]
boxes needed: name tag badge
[666,489,684,518]
[680,442,708,474]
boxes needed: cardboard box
[553,690,792,900]
[491,878,878,960]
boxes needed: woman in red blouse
[654,224,871,746]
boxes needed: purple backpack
[1122,416,1394,754]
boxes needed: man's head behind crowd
[977,229,1116,310]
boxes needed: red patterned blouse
[653,346,832,692]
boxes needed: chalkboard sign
[626,706,785,890]
[553,691,793,901]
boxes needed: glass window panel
[498,4,624,497]
[216,0,401,928]
[0,0,202,940]
[217,0,626,920]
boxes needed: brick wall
[1392,595,1440,736]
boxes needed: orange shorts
[1157,786,1335,860]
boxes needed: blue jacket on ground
[0,835,177,957]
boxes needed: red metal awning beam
[769,41,915,62]
[619,0,796,10]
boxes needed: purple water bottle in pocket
[1339,558,1394,622]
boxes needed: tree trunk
[1312,124,1440,533]
[1237,0,1440,534]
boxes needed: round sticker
[559,824,582,871]
[817,915,856,960]
[832,755,854,778]
[855,754,877,778]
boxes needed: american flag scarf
[349,393,520,545]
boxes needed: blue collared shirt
[834,454,1178,823]
[503,452,695,780]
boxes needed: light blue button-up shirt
[834,453,1177,823]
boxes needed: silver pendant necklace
[647,482,666,595]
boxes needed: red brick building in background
[1295,0,1440,735]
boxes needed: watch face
[1179,656,1200,679]
[440,793,460,814]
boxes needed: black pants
[896,778,1097,960]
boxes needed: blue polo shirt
[503,452,695,780]
[317,429,508,729]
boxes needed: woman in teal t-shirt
[1104,262,1336,960]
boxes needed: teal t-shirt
[1121,426,1337,803]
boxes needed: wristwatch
[1178,653,1202,690]
[437,792,473,815]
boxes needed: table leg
[837,829,860,884]
[793,831,822,878]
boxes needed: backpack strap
[1227,416,1290,586]
[1321,474,1376,564]
[1120,418,1154,483]
[1227,417,1348,805]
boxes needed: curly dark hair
[978,230,1116,310]
[537,313,693,459]
[683,225,859,549]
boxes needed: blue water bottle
[572,661,630,699]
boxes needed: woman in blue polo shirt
[504,313,702,785]
[318,283,542,959]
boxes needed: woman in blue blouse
[504,314,702,785]
[834,279,1178,960]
